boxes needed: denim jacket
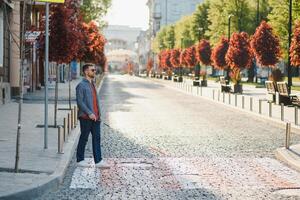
[76,78,100,120]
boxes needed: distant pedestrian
[75,63,109,168]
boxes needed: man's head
[82,63,96,79]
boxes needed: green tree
[191,1,211,42]
[80,0,111,26]
[164,25,176,49]
[152,26,168,53]
[207,0,255,45]
[174,15,194,48]
[267,0,300,60]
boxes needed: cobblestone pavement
[37,75,300,200]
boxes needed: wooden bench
[276,82,300,106]
[265,81,276,102]
[220,76,231,92]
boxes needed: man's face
[86,66,96,78]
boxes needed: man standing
[76,63,109,168]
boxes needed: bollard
[68,113,71,134]
[71,109,74,129]
[213,90,215,100]
[295,107,298,125]
[269,101,272,117]
[197,87,199,95]
[241,96,245,108]
[74,106,77,126]
[200,86,202,96]
[259,99,262,114]
[58,126,64,154]
[250,97,253,111]
[228,93,231,105]
[63,118,67,142]
[281,103,284,121]
[235,94,237,107]
[222,92,225,103]
[218,90,220,101]
[285,122,291,149]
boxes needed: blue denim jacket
[76,78,100,120]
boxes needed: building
[137,30,151,73]
[147,0,203,36]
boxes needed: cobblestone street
[37,75,300,200]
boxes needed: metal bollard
[197,87,199,95]
[58,126,64,154]
[68,113,71,134]
[250,97,253,111]
[269,101,272,117]
[63,118,67,142]
[213,90,215,100]
[295,107,298,125]
[259,99,262,114]
[200,86,202,96]
[228,93,231,105]
[74,106,77,126]
[218,90,220,101]
[235,94,237,107]
[241,96,244,108]
[71,109,74,129]
[281,103,284,121]
[285,122,291,149]
[222,92,225,103]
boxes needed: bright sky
[104,0,149,30]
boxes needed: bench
[220,76,231,92]
[265,81,276,102]
[276,82,300,106]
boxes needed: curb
[0,75,106,200]
[275,144,300,172]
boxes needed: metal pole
[242,96,245,109]
[63,118,67,142]
[218,90,220,101]
[269,101,272,117]
[44,2,49,149]
[295,107,298,125]
[281,103,284,121]
[250,97,253,111]
[235,94,237,106]
[223,92,225,103]
[228,93,231,105]
[213,90,215,100]
[68,113,71,135]
[259,99,262,114]
[285,122,291,149]
[58,126,63,154]
[287,0,293,94]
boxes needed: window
[0,8,3,68]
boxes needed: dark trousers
[76,119,102,163]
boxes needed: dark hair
[82,63,94,74]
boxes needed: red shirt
[80,82,100,120]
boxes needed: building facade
[147,0,203,36]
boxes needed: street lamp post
[227,14,234,82]
[256,0,260,26]
[288,0,293,93]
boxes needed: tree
[211,37,229,70]
[80,0,111,27]
[207,0,255,45]
[268,0,300,60]
[226,32,253,84]
[251,21,281,67]
[180,49,188,68]
[290,21,300,67]
[191,1,211,41]
[196,40,211,80]
[146,58,153,76]
[185,46,198,68]
[174,15,194,48]
[165,25,176,49]
[152,26,168,53]
[170,49,181,68]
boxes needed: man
[76,63,109,168]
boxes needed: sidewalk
[145,76,300,172]
[0,76,105,200]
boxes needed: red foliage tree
[196,40,211,66]
[146,58,153,74]
[290,21,300,67]
[170,49,181,68]
[185,46,198,68]
[159,50,172,70]
[251,21,281,67]
[211,37,229,70]
[180,49,188,67]
[226,32,253,70]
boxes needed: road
[38,75,300,200]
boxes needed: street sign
[25,31,41,43]
[35,0,65,3]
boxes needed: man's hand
[89,113,97,121]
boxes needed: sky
[103,0,149,30]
